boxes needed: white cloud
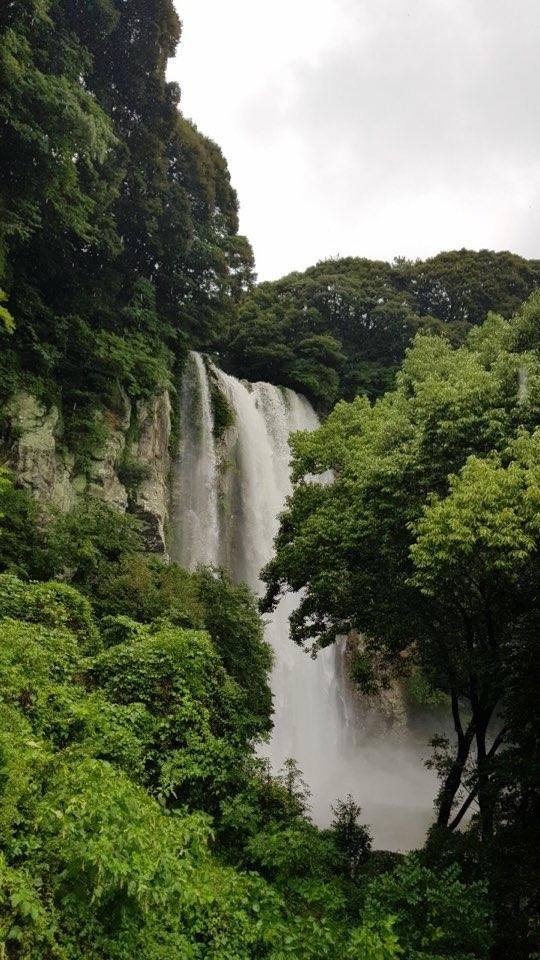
[168,0,540,279]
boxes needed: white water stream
[172,352,441,850]
[170,351,219,568]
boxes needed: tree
[398,249,540,327]
[331,795,372,880]
[194,567,274,735]
[262,296,540,949]
[362,855,492,960]
[222,251,540,410]
[0,575,280,958]
[0,471,51,579]
[410,430,540,835]
[0,0,254,467]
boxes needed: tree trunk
[475,708,500,840]
[448,726,506,831]
[436,689,476,828]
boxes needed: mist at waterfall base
[171,353,445,851]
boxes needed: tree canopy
[0,486,495,958]
[0,0,254,460]
[263,293,540,956]
[222,251,540,410]
[1,4,538,958]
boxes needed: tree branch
[448,726,507,831]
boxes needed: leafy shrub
[62,403,109,475]
[0,471,50,579]
[194,568,273,734]
[0,619,80,711]
[209,371,235,439]
[0,574,98,653]
[363,854,492,960]
[331,795,372,880]
[0,854,60,960]
[117,456,152,498]
[99,614,147,648]
[89,623,249,810]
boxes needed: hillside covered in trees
[0,0,253,464]
[0,481,499,958]
[222,250,540,409]
[1,0,538,433]
[0,2,538,959]
[263,294,540,958]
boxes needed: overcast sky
[168,0,540,281]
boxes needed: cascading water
[171,352,442,850]
[170,352,219,568]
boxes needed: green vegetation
[208,366,236,439]
[0,488,493,958]
[0,0,253,468]
[223,251,540,410]
[263,293,540,958]
[116,456,152,502]
[1,2,538,957]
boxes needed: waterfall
[170,352,219,568]
[172,353,442,851]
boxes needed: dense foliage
[222,251,540,410]
[0,487,494,958]
[263,293,540,958]
[1,3,538,957]
[0,0,254,463]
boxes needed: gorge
[1,3,536,954]
[171,352,441,849]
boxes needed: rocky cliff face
[340,631,410,731]
[130,392,172,555]
[3,390,172,555]
[3,394,77,513]
[87,394,132,512]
